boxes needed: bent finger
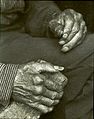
[61,21,85,52]
[62,14,74,39]
[40,96,59,107]
[30,102,53,113]
[43,87,64,100]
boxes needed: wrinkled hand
[12,60,68,114]
[49,9,87,52]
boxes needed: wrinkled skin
[49,9,87,52]
[3,60,67,119]
[0,60,68,119]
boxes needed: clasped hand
[12,60,68,114]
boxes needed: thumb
[54,66,64,71]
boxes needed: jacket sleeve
[0,63,19,111]
[24,1,61,37]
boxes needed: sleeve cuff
[0,63,19,109]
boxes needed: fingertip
[61,46,69,52]
[59,40,65,45]
[49,107,54,112]
[54,66,64,71]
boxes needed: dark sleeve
[24,1,61,37]
[0,63,19,111]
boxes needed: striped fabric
[0,63,19,109]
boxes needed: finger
[64,21,80,44]
[13,88,54,113]
[14,76,43,95]
[54,65,64,71]
[24,60,64,73]
[61,21,85,52]
[51,72,68,86]
[65,11,84,43]
[40,96,59,107]
[76,26,87,46]
[31,95,59,107]
[24,62,57,73]
[62,14,74,40]
[12,88,34,103]
[31,85,43,95]
[43,87,64,100]
[38,60,64,71]
[13,92,53,113]
[43,72,68,86]
[29,102,54,113]
[59,10,83,45]
[44,79,63,92]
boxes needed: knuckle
[72,27,79,33]
[39,105,48,113]
[58,92,63,99]
[65,9,74,13]
[33,76,43,85]
[38,86,43,94]
[50,100,55,106]
[43,108,49,113]
[69,9,75,13]
[35,86,43,95]
[52,92,58,99]
[77,13,82,19]
[64,28,71,33]
[34,95,41,101]
[67,17,73,23]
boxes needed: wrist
[0,102,41,119]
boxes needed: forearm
[25,1,61,37]
[0,63,19,111]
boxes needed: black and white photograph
[0,1,94,119]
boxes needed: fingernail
[59,40,65,45]
[61,47,69,52]
[54,66,64,71]
[63,33,68,39]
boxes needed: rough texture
[0,102,40,119]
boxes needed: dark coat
[0,1,93,119]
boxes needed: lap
[0,31,94,68]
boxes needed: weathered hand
[12,60,68,114]
[49,9,87,52]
